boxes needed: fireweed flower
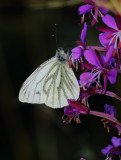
[63,99,90,124]
[98,14,121,56]
[80,46,117,90]
[78,0,108,26]
[63,98,121,127]
[71,22,87,62]
[102,104,121,134]
[79,86,96,106]
[70,22,105,68]
[101,136,121,159]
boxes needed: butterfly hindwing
[42,62,80,108]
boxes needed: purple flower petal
[111,137,121,147]
[102,14,118,31]
[101,145,113,155]
[68,100,90,115]
[104,45,113,64]
[99,7,108,14]
[97,26,116,33]
[64,105,80,116]
[72,46,83,59]
[78,4,93,15]
[99,33,111,47]
[100,55,105,67]
[104,104,116,117]
[107,69,117,84]
[84,48,102,67]
[80,72,92,84]
[81,22,87,45]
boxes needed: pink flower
[80,47,117,90]
[101,137,121,159]
[78,0,108,26]
[97,14,121,56]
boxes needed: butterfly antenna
[52,24,58,49]
[55,24,58,48]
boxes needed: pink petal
[102,14,118,31]
[84,48,102,67]
[68,100,90,115]
[97,26,116,33]
[72,46,83,59]
[78,5,93,15]
[111,137,121,147]
[80,72,92,84]
[99,33,111,47]
[107,69,117,84]
[101,145,113,155]
[104,45,114,64]
[81,22,87,45]
[99,7,108,14]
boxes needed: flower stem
[96,89,121,101]
[86,46,106,51]
[90,110,121,126]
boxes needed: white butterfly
[19,48,80,108]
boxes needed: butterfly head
[56,48,67,63]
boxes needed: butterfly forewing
[19,56,57,103]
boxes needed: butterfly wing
[42,62,80,108]
[19,55,80,108]
[19,56,57,104]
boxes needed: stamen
[107,126,110,133]
[76,117,81,123]
[109,34,117,46]
[114,37,118,49]
[118,131,120,136]
[98,9,103,18]
[75,61,78,71]
[81,14,85,24]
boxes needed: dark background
[0,0,121,160]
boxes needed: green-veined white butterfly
[19,48,80,108]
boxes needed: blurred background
[0,0,121,160]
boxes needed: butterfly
[19,48,80,108]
